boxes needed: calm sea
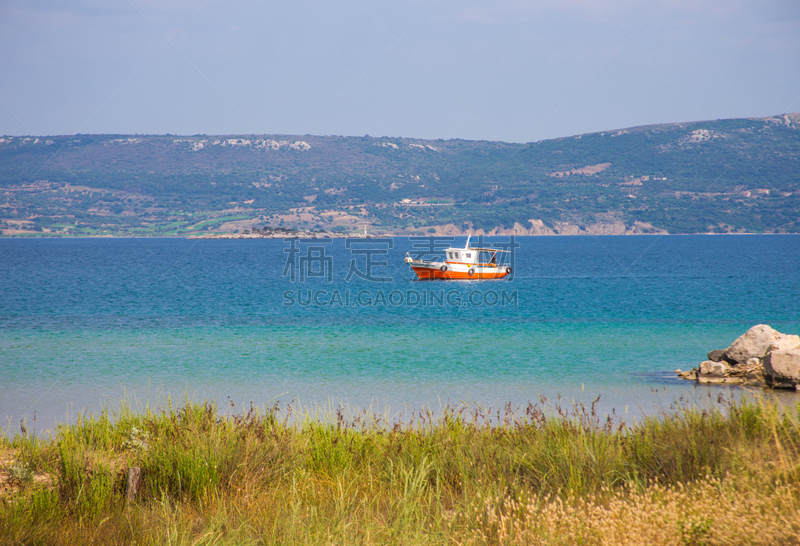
[2,235,799,435]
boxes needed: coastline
[2,231,794,239]
[186,227,369,239]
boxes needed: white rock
[724,324,783,363]
[763,349,800,389]
[767,335,800,354]
[699,360,731,378]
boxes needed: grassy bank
[2,396,799,545]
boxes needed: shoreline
[2,231,797,239]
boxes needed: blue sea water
[1,235,799,434]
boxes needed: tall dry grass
[1,395,799,545]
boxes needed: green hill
[1,113,799,236]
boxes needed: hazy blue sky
[1,0,798,142]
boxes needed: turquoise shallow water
[1,235,799,434]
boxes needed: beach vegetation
[1,395,799,544]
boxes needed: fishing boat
[404,235,512,280]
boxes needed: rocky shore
[676,325,800,390]
[187,227,369,239]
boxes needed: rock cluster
[676,325,800,390]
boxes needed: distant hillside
[1,113,799,237]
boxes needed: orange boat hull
[411,266,509,280]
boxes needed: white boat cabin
[445,248,500,265]
[443,236,504,266]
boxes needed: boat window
[466,253,471,258]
